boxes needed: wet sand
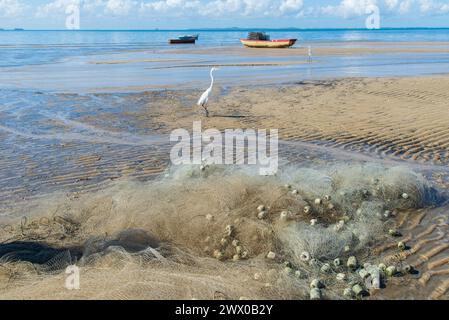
[9,75,449,207]
[146,76,449,166]
[1,75,449,299]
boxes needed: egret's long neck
[208,70,215,90]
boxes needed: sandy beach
[150,76,449,165]
[3,75,449,205]
[1,72,449,299]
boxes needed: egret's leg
[202,104,209,117]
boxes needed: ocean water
[1,28,449,67]
[0,29,448,92]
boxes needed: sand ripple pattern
[221,77,449,167]
[0,90,171,212]
[374,205,449,299]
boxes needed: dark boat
[169,38,196,44]
[169,34,198,44]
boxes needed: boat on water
[169,34,199,44]
[179,34,199,40]
[240,32,296,48]
[169,38,196,44]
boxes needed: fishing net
[0,163,439,299]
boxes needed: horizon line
[2,27,449,32]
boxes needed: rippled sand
[146,76,449,166]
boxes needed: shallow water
[1,49,449,92]
[1,30,449,92]
[3,29,449,67]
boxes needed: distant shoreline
[2,27,449,32]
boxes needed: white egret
[197,67,219,117]
[308,45,312,63]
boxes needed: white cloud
[140,0,303,17]
[36,0,137,18]
[280,0,303,13]
[0,0,26,17]
[320,0,378,18]
[317,0,440,18]
[83,0,107,14]
[398,0,413,13]
[384,0,399,9]
[105,0,136,15]
[419,0,432,11]
[33,0,449,20]
[140,0,200,13]
[37,0,304,19]
[418,0,449,14]
[37,0,84,18]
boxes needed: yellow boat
[240,38,297,48]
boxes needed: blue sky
[1,0,449,29]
